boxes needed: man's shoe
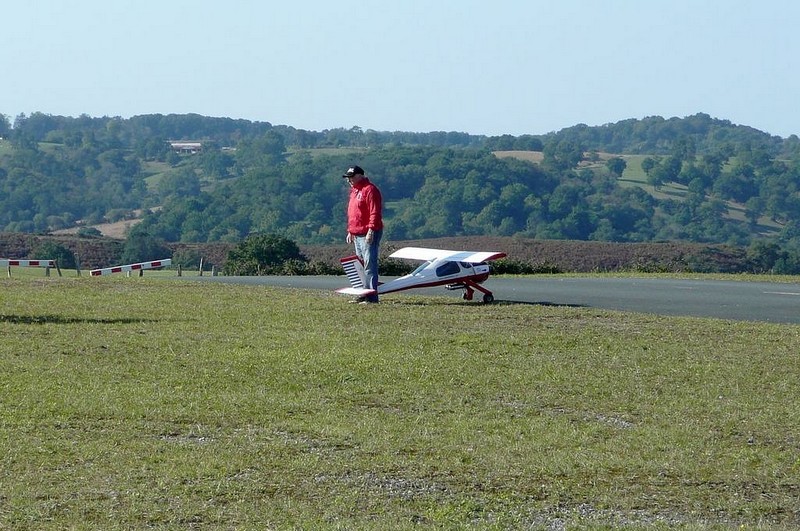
[349,296,366,304]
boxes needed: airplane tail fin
[341,255,367,289]
[336,255,376,297]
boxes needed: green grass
[618,155,690,201]
[1,276,799,529]
[141,160,175,192]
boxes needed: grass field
[2,275,799,529]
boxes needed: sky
[3,0,799,138]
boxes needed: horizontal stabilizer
[336,287,377,296]
[337,255,376,296]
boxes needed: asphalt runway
[179,275,800,324]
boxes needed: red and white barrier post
[0,259,55,268]
[1,258,60,277]
[90,258,172,277]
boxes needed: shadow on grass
[0,314,162,325]
[388,298,586,309]
[497,299,587,308]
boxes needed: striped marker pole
[0,259,55,268]
[90,258,172,277]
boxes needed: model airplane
[337,247,506,303]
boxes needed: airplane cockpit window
[435,261,461,277]
[411,261,431,275]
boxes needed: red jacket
[347,178,383,235]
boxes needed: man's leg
[358,231,382,303]
[350,238,367,303]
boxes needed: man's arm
[366,187,382,231]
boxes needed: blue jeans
[353,230,382,302]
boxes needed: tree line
[2,111,800,272]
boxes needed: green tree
[744,196,765,226]
[605,157,627,177]
[200,147,235,179]
[542,139,584,171]
[121,226,172,264]
[746,240,782,273]
[640,156,659,176]
[157,167,202,199]
[0,114,11,138]
[32,241,77,269]
[234,131,286,171]
[77,227,103,238]
[223,234,306,275]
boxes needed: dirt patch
[53,219,140,239]
[493,150,544,163]
[493,151,621,165]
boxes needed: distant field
[1,276,799,528]
[494,151,687,198]
[493,150,544,163]
[618,156,782,234]
[52,218,139,239]
[141,160,174,191]
[617,155,690,200]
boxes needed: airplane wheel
[482,294,494,304]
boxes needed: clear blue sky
[3,0,799,138]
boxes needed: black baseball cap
[342,165,365,178]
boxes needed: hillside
[2,112,800,274]
[51,149,784,243]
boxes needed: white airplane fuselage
[377,258,491,295]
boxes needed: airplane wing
[389,247,506,263]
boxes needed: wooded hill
[1,111,800,272]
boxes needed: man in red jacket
[343,165,383,303]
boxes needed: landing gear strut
[448,280,496,304]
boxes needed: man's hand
[346,232,353,244]
[365,229,374,244]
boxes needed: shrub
[172,248,203,270]
[121,227,172,264]
[77,227,103,238]
[32,241,76,269]
[223,234,307,276]
[492,258,561,275]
